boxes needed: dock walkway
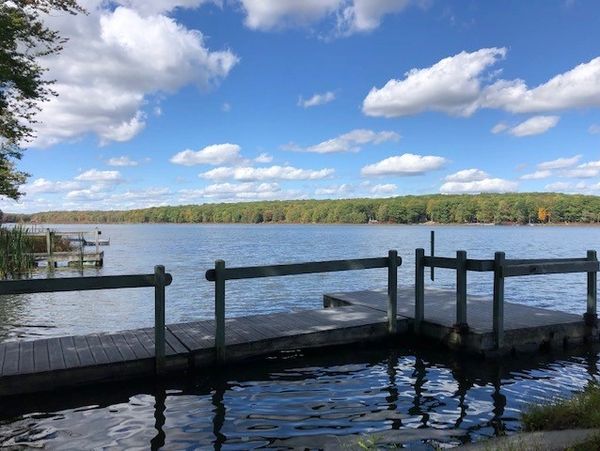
[0,303,394,396]
[0,287,593,397]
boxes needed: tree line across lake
[5,193,600,225]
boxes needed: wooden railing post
[456,250,468,331]
[387,250,398,334]
[95,228,100,254]
[493,252,505,349]
[154,265,166,375]
[46,229,55,268]
[215,259,226,363]
[430,230,435,281]
[415,248,425,333]
[585,250,598,326]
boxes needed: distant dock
[28,228,107,267]
[0,246,598,397]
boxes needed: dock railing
[206,250,402,362]
[416,248,599,349]
[0,266,172,374]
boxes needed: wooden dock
[324,288,594,355]
[0,304,399,396]
[0,247,599,397]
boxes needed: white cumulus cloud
[363,48,507,117]
[440,178,517,194]
[238,0,417,35]
[200,165,334,181]
[444,169,489,183]
[75,169,123,183]
[520,170,552,180]
[24,178,82,194]
[289,129,399,154]
[170,143,242,166]
[508,115,560,137]
[32,4,238,147]
[107,156,139,167]
[363,50,600,119]
[361,153,447,176]
[537,155,581,170]
[298,91,336,108]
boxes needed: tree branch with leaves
[0,0,84,199]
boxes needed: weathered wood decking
[0,303,400,396]
[325,287,596,354]
[1,287,596,397]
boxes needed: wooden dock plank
[59,336,80,368]
[97,334,123,363]
[73,335,95,367]
[109,334,136,361]
[18,341,34,374]
[47,338,65,371]
[33,340,50,373]
[167,323,210,351]
[0,343,5,375]
[1,342,19,376]
[122,331,152,360]
[86,335,110,365]
[165,328,189,355]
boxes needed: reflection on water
[0,342,597,449]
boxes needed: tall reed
[0,225,35,278]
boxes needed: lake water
[1,224,599,449]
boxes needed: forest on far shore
[4,193,600,225]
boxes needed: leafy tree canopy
[0,0,83,199]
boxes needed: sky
[3,0,600,213]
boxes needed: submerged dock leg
[493,252,505,350]
[215,260,226,363]
[455,250,468,332]
[387,250,398,334]
[415,248,425,333]
[585,250,598,326]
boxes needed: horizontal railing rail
[416,248,598,351]
[205,257,400,281]
[206,251,402,362]
[0,266,172,374]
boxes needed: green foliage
[0,0,84,199]
[0,225,34,277]
[10,193,600,225]
[522,383,600,431]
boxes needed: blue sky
[3,0,600,213]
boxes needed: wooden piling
[493,252,505,349]
[586,250,598,326]
[415,248,425,333]
[387,249,398,334]
[456,250,468,330]
[214,259,226,363]
[154,265,166,374]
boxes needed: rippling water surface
[0,224,599,448]
[1,344,598,449]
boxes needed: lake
[1,224,599,449]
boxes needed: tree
[1,0,83,199]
